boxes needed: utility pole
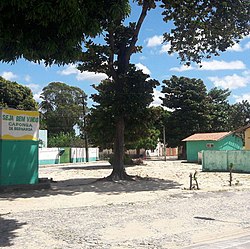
[82,95,89,162]
[163,126,166,161]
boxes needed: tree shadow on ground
[55,176,182,194]
[59,163,139,171]
[60,165,112,170]
[146,157,178,161]
[0,176,182,200]
[0,216,27,247]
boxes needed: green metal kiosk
[0,109,39,186]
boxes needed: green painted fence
[202,150,250,173]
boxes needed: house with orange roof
[182,132,243,162]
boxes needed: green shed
[182,132,243,162]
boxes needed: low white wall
[39,148,60,165]
[39,147,99,165]
[88,147,99,161]
[71,148,86,163]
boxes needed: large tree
[87,65,159,168]
[206,87,231,132]
[161,76,209,147]
[0,1,249,179]
[39,82,86,135]
[78,1,249,179]
[0,76,37,110]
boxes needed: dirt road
[1,160,250,248]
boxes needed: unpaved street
[1,160,250,248]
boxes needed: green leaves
[161,76,210,147]
[88,65,159,148]
[207,87,231,132]
[162,76,207,110]
[0,76,37,110]
[0,0,130,65]
[228,100,250,130]
[161,0,250,63]
[39,82,86,135]
[0,0,249,66]
[48,132,85,148]
[92,65,158,118]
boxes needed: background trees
[160,76,250,148]
[206,88,231,132]
[228,100,250,130]
[39,82,86,136]
[129,106,168,152]
[48,132,85,148]
[0,76,37,110]
[161,76,209,147]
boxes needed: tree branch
[107,28,117,81]
[127,0,150,57]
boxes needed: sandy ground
[1,159,250,248]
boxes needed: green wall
[186,134,243,162]
[0,140,39,186]
[39,158,59,165]
[203,150,250,173]
[217,135,243,150]
[60,147,71,163]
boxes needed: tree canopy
[206,87,231,132]
[0,76,37,110]
[0,0,130,64]
[228,100,250,130]
[162,0,250,64]
[128,106,168,151]
[161,76,209,147]
[1,1,248,65]
[39,82,86,135]
[48,132,85,148]
[88,65,159,149]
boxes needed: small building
[233,123,250,150]
[245,126,250,150]
[182,132,243,162]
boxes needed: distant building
[233,124,250,150]
[182,132,243,162]
[146,142,177,158]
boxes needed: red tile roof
[182,132,231,142]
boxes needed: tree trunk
[105,2,150,180]
[136,148,140,157]
[108,116,128,180]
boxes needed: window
[206,143,214,148]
